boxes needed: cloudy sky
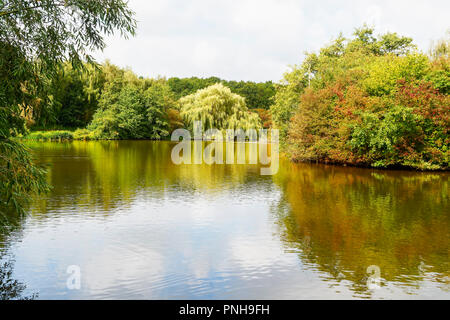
[93,0,449,82]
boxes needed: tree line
[1,0,448,215]
[20,62,276,141]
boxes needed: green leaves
[179,83,261,132]
[283,26,449,170]
[0,0,136,214]
[0,138,50,215]
[167,77,276,110]
[363,54,430,96]
[87,75,173,140]
[349,107,423,164]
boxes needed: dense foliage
[275,27,449,170]
[180,83,261,132]
[273,160,449,289]
[23,63,274,140]
[29,62,106,129]
[86,70,176,140]
[168,77,276,110]
[0,0,136,214]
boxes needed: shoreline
[20,132,449,172]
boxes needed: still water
[0,141,449,299]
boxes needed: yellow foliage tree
[179,83,261,131]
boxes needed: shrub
[73,128,94,140]
[285,27,449,170]
[23,130,74,141]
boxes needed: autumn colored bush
[254,108,272,129]
[283,27,449,170]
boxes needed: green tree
[363,53,430,96]
[271,25,417,140]
[349,106,425,168]
[429,31,450,60]
[30,62,106,129]
[168,77,276,110]
[180,83,261,132]
[270,66,308,141]
[89,84,147,140]
[426,33,450,94]
[143,80,174,139]
[283,27,449,170]
[87,72,174,140]
[0,0,136,214]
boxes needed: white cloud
[93,0,450,82]
[364,5,383,27]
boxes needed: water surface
[0,141,448,299]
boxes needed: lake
[0,140,448,299]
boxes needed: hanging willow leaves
[180,83,261,132]
[0,0,136,214]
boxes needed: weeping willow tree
[179,83,261,132]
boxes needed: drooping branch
[0,0,67,17]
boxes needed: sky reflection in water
[0,141,448,299]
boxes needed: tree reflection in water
[273,160,449,297]
[0,213,37,300]
[2,140,447,299]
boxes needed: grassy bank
[20,129,169,141]
[21,129,101,141]
[21,130,75,141]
